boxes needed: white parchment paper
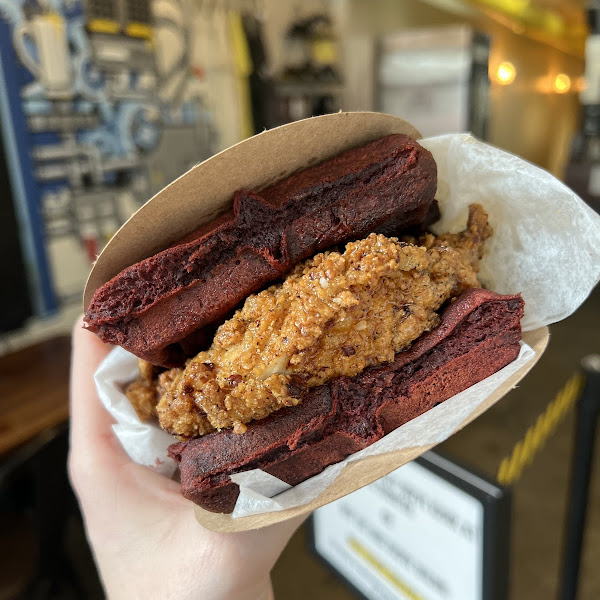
[421,134,600,330]
[95,346,179,477]
[94,134,600,517]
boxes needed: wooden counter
[0,336,71,456]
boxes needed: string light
[553,73,571,94]
[496,61,517,85]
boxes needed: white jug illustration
[13,12,73,99]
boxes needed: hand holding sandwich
[69,319,303,600]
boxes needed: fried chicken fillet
[126,204,491,437]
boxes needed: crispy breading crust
[131,205,491,437]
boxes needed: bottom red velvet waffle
[169,288,524,514]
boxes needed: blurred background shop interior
[0,0,599,599]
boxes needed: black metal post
[558,355,600,600]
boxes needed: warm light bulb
[553,73,571,94]
[496,62,516,85]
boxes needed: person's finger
[70,316,113,442]
[69,316,129,480]
[69,317,185,508]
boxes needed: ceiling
[456,0,588,56]
[534,0,587,24]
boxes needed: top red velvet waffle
[84,134,437,367]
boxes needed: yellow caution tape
[497,372,584,485]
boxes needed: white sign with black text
[313,459,485,600]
